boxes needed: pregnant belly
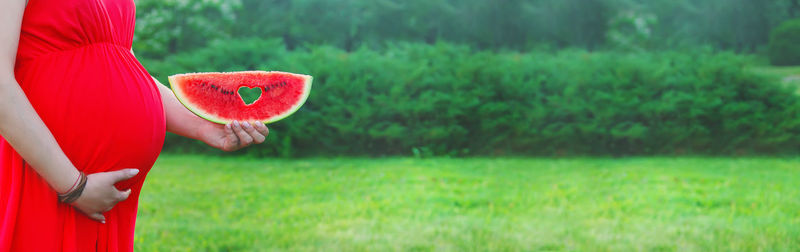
[15,44,166,188]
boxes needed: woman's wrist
[196,121,220,147]
[58,171,87,203]
[51,166,82,194]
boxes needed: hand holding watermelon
[203,120,270,152]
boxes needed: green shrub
[143,39,800,157]
[768,19,800,66]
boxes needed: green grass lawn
[134,156,800,251]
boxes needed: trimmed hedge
[768,19,800,66]
[141,39,800,156]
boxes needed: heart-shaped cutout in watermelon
[238,86,262,106]
[169,71,313,124]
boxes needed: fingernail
[243,122,252,128]
[130,169,139,175]
[233,121,240,127]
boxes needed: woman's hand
[202,120,269,152]
[153,80,269,151]
[70,169,139,223]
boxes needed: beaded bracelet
[58,172,87,203]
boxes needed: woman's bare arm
[1,0,137,223]
[0,0,80,194]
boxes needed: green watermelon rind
[168,71,313,125]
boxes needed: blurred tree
[134,0,241,59]
[526,0,611,50]
[702,0,770,52]
[462,0,530,49]
[134,0,798,55]
[768,19,800,65]
[369,0,459,45]
[606,9,656,51]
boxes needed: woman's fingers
[232,121,254,146]
[225,122,235,135]
[117,188,131,202]
[109,168,139,183]
[222,123,237,151]
[220,120,268,151]
[92,188,129,222]
[242,121,266,144]
[89,213,106,223]
[254,122,269,138]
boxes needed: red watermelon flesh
[168,71,312,124]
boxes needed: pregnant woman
[0,0,269,251]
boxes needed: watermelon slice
[168,71,312,124]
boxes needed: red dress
[0,0,165,251]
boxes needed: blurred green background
[132,0,800,251]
